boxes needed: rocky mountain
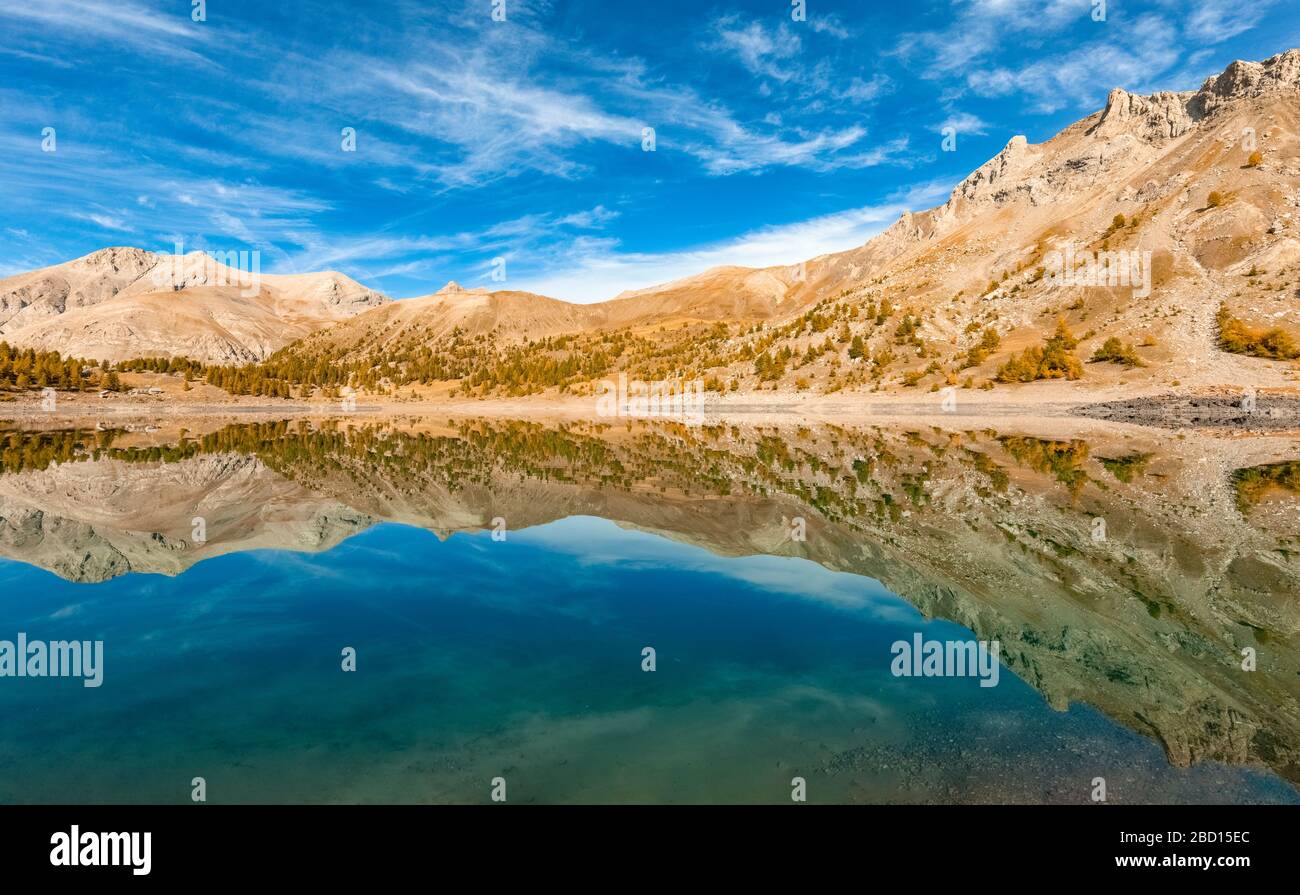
[589,47,1300,396]
[0,247,389,365]
[2,51,1297,398]
[712,49,1300,313]
[244,49,1300,399]
[293,281,604,358]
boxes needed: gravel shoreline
[1073,393,1300,431]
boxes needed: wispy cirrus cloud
[895,0,1086,79]
[265,176,957,301]
[0,121,329,261]
[964,14,1182,112]
[0,0,211,63]
[71,210,134,232]
[711,16,805,82]
[5,0,907,197]
[516,179,956,302]
[278,202,627,287]
[1185,0,1275,43]
[895,0,1278,112]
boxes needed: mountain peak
[950,133,1036,207]
[1191,48,1300,116]
[77,245,159,272]
[0,245,390,364]
[435,280,492,297]
[1091,86,1195,142]
[1086,49,1300,145]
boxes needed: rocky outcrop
[1088,89,1197,142]
[1190,48,1300,117]
[881,50,1300,246]
[0,247,158,332]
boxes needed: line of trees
[0,342,102,391]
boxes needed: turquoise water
[0,514,1293,804]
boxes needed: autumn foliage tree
[996,319,1083,382]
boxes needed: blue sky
[2,0,1297,301]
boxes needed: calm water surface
[0,418,1296,803]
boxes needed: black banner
[0,805,1287,881]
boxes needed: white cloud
[895,0,1084,78]
[963,15,1183,112]
[233,29,898,189]
[809,15,851,40]
[275,204,627,284]
[5,1,911,203]
[687,127,880,176]
[898,0,1274,113]
[0,123,333,261]
[709,14,890,114]
[367,62,641,186]
[516,179,956,302]
[938,112,991,136]
[0,0,210,63]
[522,516,905,614]
[555,205,620,229]
[711,16,803,82]
[71,211,132,232]
[1185,0,1273,43]
[838,74,892,104]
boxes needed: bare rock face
[1089,89,1197,142]
[1191,49,1300,117]
[0,247,159,333]
[1088,49,1300,145]
[936,51,1300,225]
[953,135,1040,205]
[873,49,1300,259]
[1074,48,1300,152]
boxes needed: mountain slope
[237,49,1300,399]
[672,48,1300,394]
[290,268,814,364]
[3,51,1297,397]
[0,248,389,364]
[294,281,604,356]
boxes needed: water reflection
[0,417,1296,801]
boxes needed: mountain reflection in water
[0,416,1296,803]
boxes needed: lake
[0,416,1296,803]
